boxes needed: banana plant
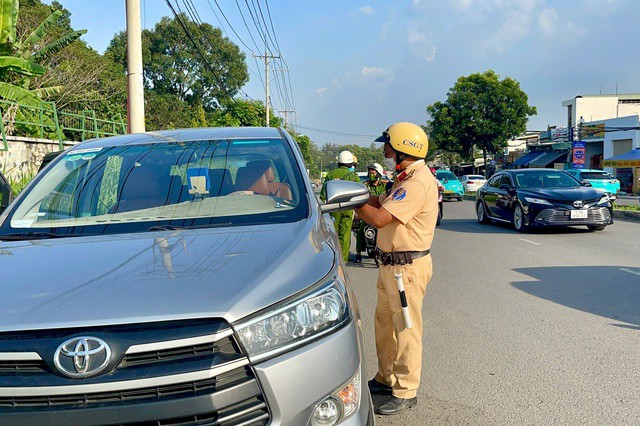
[0,0,86,105]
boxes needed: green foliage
[106,13,249,110]
[209,99,282,127]
[0,80,41,105]
[0,0,18,48]
[0,55,45,76]
[426,70,536,167]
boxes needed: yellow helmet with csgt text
[374,122,429,158]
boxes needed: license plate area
[570,210,588,219]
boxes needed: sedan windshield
[3,138,307,237]
[581,172,610,180]
[514,171,581,189]
[436,171,458,181]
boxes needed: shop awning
[529,150,569,167]
[512,151,545,166]
[603,148,640,167]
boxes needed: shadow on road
[440,218,601,235]
[512,266,640,328]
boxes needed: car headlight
[524,197,552,206]
[597,195,610,205]
[235,277,350,362]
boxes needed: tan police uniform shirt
[377,160,439,252]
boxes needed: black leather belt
[375,248,430,266]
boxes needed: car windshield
[3,138,308,236]
[514,171,581,189]
[581,171,610,180]
[436,171,458,181]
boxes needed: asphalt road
[346,200,640,425]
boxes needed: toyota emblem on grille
[573,200,584,208]
[54,337,111,378]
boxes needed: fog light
[312,398,341,426]
[337,368,361,417]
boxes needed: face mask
[349,166,355,172]
[383,156,396,171]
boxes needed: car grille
[535,207,611,224]
[0,319,270,425]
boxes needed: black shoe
[354,254,362,263]
[377,396,417,415]
[367,378,392,395]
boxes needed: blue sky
[52,0,640,146]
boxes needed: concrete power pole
[126,0,145,133]
[254,51,280,126]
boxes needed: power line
[298,126,378,139]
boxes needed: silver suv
[0,127,374,425]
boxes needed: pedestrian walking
[354,122,439,415]
[320,150,361,263]
[355,163,387,263]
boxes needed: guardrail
[0,100,126,151]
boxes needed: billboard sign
[572,141,586,169]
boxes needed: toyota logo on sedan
[54,337,111,378]
[573,200,584,208]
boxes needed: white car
[460,174,487,192]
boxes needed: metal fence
[0,100,126,151]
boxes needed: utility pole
[254,51,280,126]
[279,109,295,129]
[126,0,145,133]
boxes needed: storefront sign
[572,141,586,169]
[582,123,605,139]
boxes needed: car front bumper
[254,316,372,425]
[528,206,613,227]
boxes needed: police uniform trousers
[330,210,353,263]
[374,254,432,399]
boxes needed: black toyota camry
[476,169,613,232]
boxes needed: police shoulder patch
[392,188,407,201]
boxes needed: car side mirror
[0,173,13,214]
[581,180,592,187]
[320,180,370,214]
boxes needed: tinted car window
[488,174,502,188]
[436,171,458,181]
[581,172,609,180]
[500,175,513,188]
[514,171,581,188]
[4,138,308,236]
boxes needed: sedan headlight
[597,195,610,205]
[524,197,553,206]
[235,278,350,361]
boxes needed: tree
[208,99,282,128]
[426,70,536,175]
[106,14,249,110]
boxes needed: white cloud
[408,30,426,44]
[359,5,374,15]
[425,46,437,61]
[315,87,328,95]
[361,66,387,78]
[538,7,558,35]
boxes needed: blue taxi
[564,169,620,199]
[435,170,464,201]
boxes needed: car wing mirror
[581,180,592,187]
[320,180,370,214]
[0,174,12,214]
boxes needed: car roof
[567,169,607,173]
[70,127,285,149]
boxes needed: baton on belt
[394,271,413,329]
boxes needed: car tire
[457,196,463,201]
[587,225,606,231]
[477,201,491,224]
[513,205,528,232]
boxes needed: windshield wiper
[147,222,233,232]
[0,232,76,241]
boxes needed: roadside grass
[2,165,35,196]
[613,204,640,212]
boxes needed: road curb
[613,210,640,222]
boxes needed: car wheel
[477,201,491,224]
[457,196,463,201]
[587,225,606,231]
[513,205,528,232]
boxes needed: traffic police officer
[320,150,361,263]
[354,122,438,415]
[355,163,387,263]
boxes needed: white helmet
[337,150,354,165]
[369,163,384,176]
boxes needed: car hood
[518,186,603,201]
[0,221,335,332]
